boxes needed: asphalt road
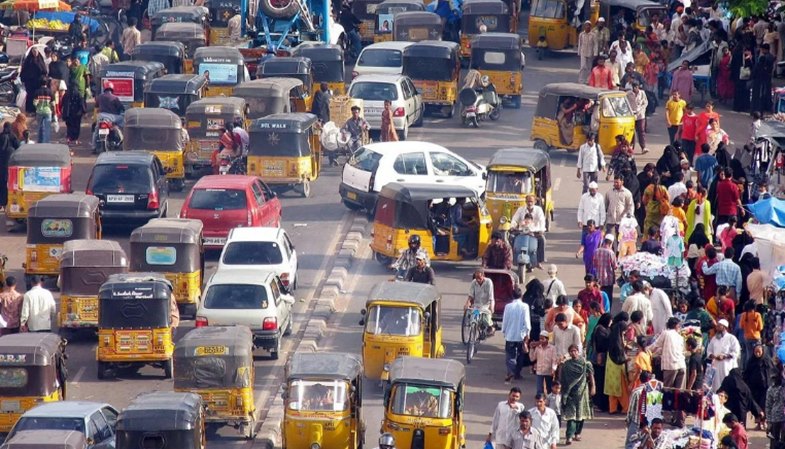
[0,10,769,449]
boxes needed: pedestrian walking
[502,287,531,383]
[33,77,54,143]
[20,276,56,332]
[559,345,595,445]
[578,22,598,84]
[576,134,605,194]
[530,330,558,396]
[61,85,87,145]
[0,276,23,335]
[488,387,525,449]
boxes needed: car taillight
[262,317,277,331]
[195,316,208,327]
[280,273,290,286]
[99,121,112,129]
[393,107,405,117]
[147,190,159,210]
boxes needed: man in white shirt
[529,394,560,449]
[510,194,547,267]
[20,276,56,332]
[646,285,673,336]
[553,313,582,362]
[626,82,649,154]
[543,265,567,304]
[621,280,653,328]
[609,35,634,70]
[647,317,687,426]
[227,9,242,42]
[576,133,605,193]
[706,318,741,391]
[502,288,531,382]
[667,171,687,202]
[604,174,633,246]
[488,387,526,449]
[577,181,606,231]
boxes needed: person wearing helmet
[392,235,430,278]
[377,433,396,449]
[404,251,435,285]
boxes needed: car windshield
[365,305,420,336]
[358,49,402,67]
[349,82,399,101]
[222,241,283,265]
[89,164,152,192]
[390,384,452,418]
[348,147,382,171]
[286,380,349,412]
[188,189,246,210]
[203,284,268,309]
[9,417,86,439]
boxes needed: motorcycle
[498,217,534,284]
[94,115,123,154]
[459,86,500,128]
[319,121,367,165]
[0,67,18,104]
[218,153,246,175]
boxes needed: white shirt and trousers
[577,141,605,193]
[20,285,56,332]
[490,400,526,449]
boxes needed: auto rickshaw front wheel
[242,417,257,439]
[297,180,311,198]
[533,139,550,152]
[96,361,114,380]
[511,95,522,109]
[163,359,173,379]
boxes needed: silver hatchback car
[5,401,119,448]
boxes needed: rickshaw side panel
[161,271,202,306]
[174,387,254,422]
[527,16,574,50]
[484,70,522,97]
[0,392,63,433]
[152,151,186,179]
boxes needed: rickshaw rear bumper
[339,183,377,210]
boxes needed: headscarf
[523,278,545,318]
[688,223,710,249]
[743,344,775,391]
[590,313,613,359]
[20,49,47,84]
[656,145,681,177]
[637,163,656,196]
[718,368,762,419]
[608,311,629,365]
[715,142,731,168]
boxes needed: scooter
[459,86,500,128]
[94,116,123,154]
[0,68,18,104]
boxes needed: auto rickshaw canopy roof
[151,5,209,23]
[0,430,87,449]
[395,10,442,25]
[61,240,128,268]
[194,45,244,64]
[145,74,208,95]
[250,113,318,134]
[366,280,440,309]
[470,32,520,49]
[377,0,425,12]
[235,78,303,97]
[100,272,173,298]
[379,182,479,203]
[389,356,465,388]
[291,43,344,62]
[154,22,207,40]
[8,143,70,166]
[602,0,664,9]
[403,40,459,59]
[487,148,550,172]
[186,96,247,116]
[118,391,203,431]
[539,82,617,100]
[99,60,166,80]
[462,0,509,14]
[27,193,99,218]
[124,108,183,129]
[0,332,63,366]
[175,326,253,359]
[257,56,312,76]
[287,352,363,381]
[130,218,203,244]
[131,41,186,58]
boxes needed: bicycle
[461,307,489,364]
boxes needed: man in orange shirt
[588,55,615,90]
[746,257,771,305]
[738,300,763,367]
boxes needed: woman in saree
[642,175,670,233]
[717,46,734,103]
[576,219,603,275]
[685,189,712,244]
[696,244,719,302]
[686,223,711,277]
[560,344,595,445]
[605,311,630,415]
[628,335,652,392]
[589,313,612,413]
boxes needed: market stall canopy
[0,0,71,11]
[745,223,785,279]
[748,197,785,227]
[667,41,711,72]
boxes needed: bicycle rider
[392,235,431,278]
[465,268,495,337]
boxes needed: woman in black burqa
[19,47,48,113]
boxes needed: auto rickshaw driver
[303,383,334,411]
[404,389,440,417]
[379,306,419,335]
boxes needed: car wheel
[414,106,424,127]
[399,125,408,141]
[270,337,281,360]
[284,316,293,336]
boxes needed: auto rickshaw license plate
[263,161,285,176]
[195,345,228,356]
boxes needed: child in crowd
[529,330,558,396]
[640,226,662,255]
[675,300,689,323]
[618,213,639,259]
[542,298,554,318]
[547,381,562,426]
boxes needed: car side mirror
[359,318,365,326]
[482,172,487,180]
[360,309,366,316]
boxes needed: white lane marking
[72,367,86,384]
[559,157,566,167]
[553,177,561,192]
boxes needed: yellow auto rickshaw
[194,46,249,97]
[98,61,167,108]
[373,0,425,42]
[5,144,72,226]
[206,0,242,44]
[154,22,208,73]
[151,5,210,37]
[184,96,247,177]
[96,273,177,380]
[530,82,635,154]
[485,147,554,231]
[117,392,206,449]
[247,113,320,197]
[370,183,491,264]
[402,41,460,117]
[130,218,204,318]
[460,0,510,58]
[282,352,364,449]
[600,0,667,33]
[124,108,187,191]
[174,326,256,439]
[131,41,187,74]
[235,78,304,121]
[256,57,313,112]
[144,73,209,117]
[359,282,444,381]
[25,193,101,289]
[469,32,523,108]
[382,357,466,449]
[393,11,443,42]
[0,333,68,433]
[352,0,386,44]
[528,0,598,52]
[291,43,346,94]
[59,240,128,331]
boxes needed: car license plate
[204,237,226,246]
[347,192,358,200]
[365,108,382,114]
[98,129,109,136]
[107,195,135,203]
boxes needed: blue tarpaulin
[748,197,785,227]
[33,11,100,33]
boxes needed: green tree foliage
[727,0,768,17]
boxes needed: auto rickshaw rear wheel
[511,95,521,109]
[97,361,113,380]
[243,418,257,439]
[163,359,173,379]
[444,104,454,118]
[298,180,311,198]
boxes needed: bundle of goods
[329,95,363,125]
[619,252,691,291]
[680,319,703,350]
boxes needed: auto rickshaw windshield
[474,49,521,71]
[174,355,251,389]
[531,0,564,18]
[487,171,534,194]
[125,127,184,152]
[365,305,421,336]
[601,96,632,117]
[391,384,452,418]
[404,58,452,81]
[249,131,309,157]
[287,380,349,411]
[311,62,344,83]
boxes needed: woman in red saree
[695,243,719,302]
[717,47,734,103]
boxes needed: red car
[180,175,282,248]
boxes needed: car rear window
[348,147,382,172]
[349,82,399,101]
[222,241,283,265]
[203,284,268,309]
[358,49,402,68]
[89,164,152,192]
[9,417,86,437]
[188,189,246,210]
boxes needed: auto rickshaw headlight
[310,443,321,449]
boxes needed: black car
[86,152,169,225]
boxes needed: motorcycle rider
[93,81,125,152]
[405,252,435,285]
[376,433,397,449]
[392,234,430,278]
[232,118,249,156]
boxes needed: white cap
[540,330,550,338]
[588,181,599,189]
[597,17,606,22]
[547,264,558,274]
[604,233,615,242]
[718,319,729,328]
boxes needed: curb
[254,213,369,449]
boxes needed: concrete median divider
[254,212,369,449]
